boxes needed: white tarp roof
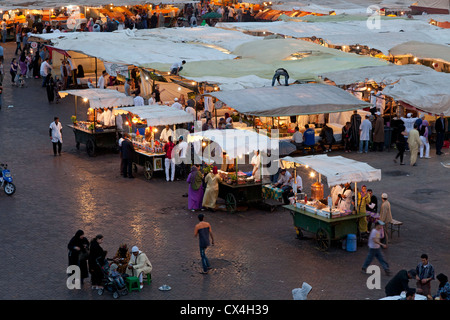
[59,88,134,109]
[31,27,257,67]
[412,0,450,10]
[388,40,450,63]
[114,105,194,126]
[188,129,279,158]
[216,19,450,55]
[320,63,431,85]
[205,83,370,117]
[280,155,381,187]
[321,64,450,115]
[382,71,450,115]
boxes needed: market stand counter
[284,204,366,251]
[68,123,118,157]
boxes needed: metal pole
[95,57,98,87]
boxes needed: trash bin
[346,234,357,252]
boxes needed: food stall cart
[114,105,195,180]
[59,89,134,156]
[280,155,381,251]
[188,129,280,213]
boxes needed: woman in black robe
[46,76,55,103]
[32,50,40,79]
[350,111,361,151]
[88,234,107,289]
[67,230,90,283]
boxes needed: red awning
[45,45,71,59]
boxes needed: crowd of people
[68,230,153,290]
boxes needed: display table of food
[218,180,264,213]
[284,203,366,251]
[131,139,166,180]
[68,122,118,157]
[217,170,284,213]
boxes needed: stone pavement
[0,41,449,301]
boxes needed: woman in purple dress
[187,164,204,211]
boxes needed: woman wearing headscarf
[393,123,407,165]
[112,244,131,275]
[419,120,431,159]
[356,185,371,235]
[32,50,40,79]
[187,164,204,211]
[202,166,221,211]
[88,234,107,289]
[67,230,90,283]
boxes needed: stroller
[96,258,128,299]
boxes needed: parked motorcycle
[0,163,15,195]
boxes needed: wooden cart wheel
[86,139,96,157]
[316,228,331,251]
[226,193,237,213]
[144,160,154,180]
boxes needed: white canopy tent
[115,105,194,126]
[205,83,371,117]
[59,88,134,109]
[280,154,381,187]
[30,27,256,67]
[188,128,279,159]
[321,64,450,115]
[216,19,450,56]
[388,40,450,64]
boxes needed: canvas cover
[388,40,450,63]
[114,105,194,126]
[205,83,370,117]
[321,64,450,115]
[216,19,450,55]
[280,155,381,187]
[58,88,134,108]
[188,129,279,158]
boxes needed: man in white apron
[49,116,63,156]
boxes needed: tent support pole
[95,57,98,87]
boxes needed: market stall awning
[188,128,279,159]
[205,83,370,117]
[388,40,450,64]
[115,105,195,126]
[320,64,430,86]
[322,64,450,115]
[280,155,381,187]
[216,19,450,56]
[59,89,134,109]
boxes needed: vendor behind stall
[273,168,292,204]
[251,150,261,179]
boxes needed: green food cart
[284,204,366,251]
[279,154,382,251]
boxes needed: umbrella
[278,140,296,156]
[202,12,222,19]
